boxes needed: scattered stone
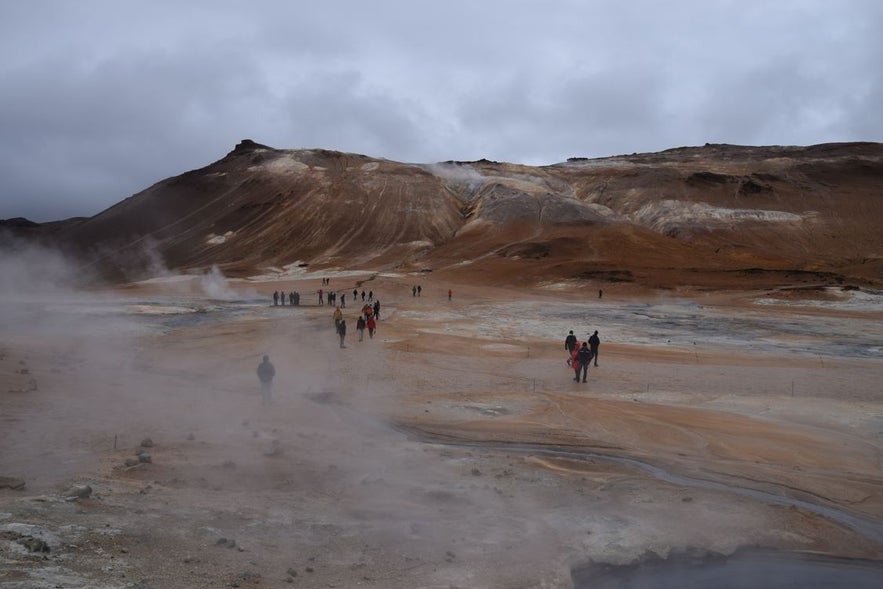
[140,437,154,448]
[138,452,152,464]
[286,568,299,577]
[216,537,237,549]
[470,468,481,476]
[186,433,196,441]
[18,535,50,553]
[445,550,455,562]
[0,476,26,490]
[124,458,140,467]
[682,496,694,502]
[305,566,314,573]
[64,484,92,499]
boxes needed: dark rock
[286,567,299,577]
[138,453,152,464]
[19,536,50,553]
[140,437,154,448]
[0,476,26,490]
[124,458,140,467]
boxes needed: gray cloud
[1,0,881,221]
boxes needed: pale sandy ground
[1,271,882,588]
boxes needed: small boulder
[0,476,26,490]
[124,457,140,467]
[140,438,154,448]
[64,484,92,499]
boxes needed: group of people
[334,299,380,347]
[565,329,601,383]
[272,290,301,306]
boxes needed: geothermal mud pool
[1,268,881,587]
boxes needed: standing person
[273,291,279,306]
[280,290,285,305]
[564,330,578,354]
[353,288,358,300]
[447,289,452,301]
[599,289,603,299]
[333,306,343,332]
[373,300,380,320]
[256,355,276,406]
[576,342,593,383]
[588,330,601,367]
[417,285,422,296]
[318,288,324,305]
[341,293,346,308]
[412,286,417,297]
[356,316,366,341]
[366,315,376,339]
[289,292,294,305]
[361,290,366,301]
[368,290,373,301]
[338,319,347,348]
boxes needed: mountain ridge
[4,140,882,289]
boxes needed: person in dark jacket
[356,316,366,341]
[338,319,347,348]
[588,330,600,366]
[564,330,578,353]
[576,343,594,383]
[256,355,276,406]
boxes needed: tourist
[589,330,600,367]
[256,355,276,406]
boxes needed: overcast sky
[1,1,881,222]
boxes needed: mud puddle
[571,549,883,588]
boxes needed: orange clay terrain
[1,141,881,587]
[1,269,881,588]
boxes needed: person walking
[576,342,593,383]
[448,288,452,301]
[333,306,343,332]
[564,330,578,354]
[417,285,422,296]
[273,291,279,306]
[338,319,347,348]
[341,293,346,308]
[366,315,376,339]
[588,330,600,367]
[412,286,417,297]
[256,355,276,406]
[373,300,380,320]
[356,316,366,342]
[279,290,285,306]
[318,288,324,305]
[353,288,358,300]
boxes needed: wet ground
[1,273,881,587]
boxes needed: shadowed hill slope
[23,139,883,288]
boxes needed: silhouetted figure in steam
[257,355,276,406]
[588,330,600,366]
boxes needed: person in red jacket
[366,315,376,339]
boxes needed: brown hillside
[41,140,883,288]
